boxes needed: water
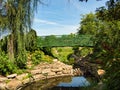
[57,76,90,87]
[21,76,93,90]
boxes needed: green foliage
[78,13,120,62]
[72,47,81,57]
[31,51,43,65]
[93,21,120,64]
[80,47,93,57]
[78,13,100,35]
[72,47,93,58]
[52,47,74,64]
[31,50,53,65]
[53,47,92,65]
[96,0,120,21]
[41,55,53,63]
[0,52,17,76]
[67,54,75,65]
[27,73,33,78]
[15,51,27,69]
[41,47,54,57]
[38,35,58,57]
[26,29,37,52]
[0,0,40,70]
[78,3,120,89]
[104,60,120,90]
[0,36,7,53]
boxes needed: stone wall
[0,59,73,90]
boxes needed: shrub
[104,60,120,90]
[0,52,17,76]
[15,51,27,69]
[105,71,120,90]
[31,51,43,65]
[41,55,53,63]
[68,57,75,65]
[31,50,53,65]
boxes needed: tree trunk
[7,34,14,62]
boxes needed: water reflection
[21,76,90,90]
[58,76,90,87]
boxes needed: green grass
[51,47,73,64]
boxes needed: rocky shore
[0,59,74,90]
[0,59,105,90]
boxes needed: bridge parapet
[37,35,95,47]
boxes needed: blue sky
[32,0,108,36]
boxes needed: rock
[56,72,62,75]
[51,68,62,72]
[48,72,56,76]
[97,69,105,76]
[74,60,100,81]
[7,74,17,79]
[73,68,83,76]
[33,74,45,80]
[42,69,51,74]
[0,83,7,90]
[65,65,72,68]
[16,73,28,80]
[30,69,42,75]
[62,70,68,74]
[0,77,8,82]
[0,60,73,90]
[53,59,58,62]
[71,70,74,74]
[62,66,69,70]
[7,79,22,90]
[22,78,30,84]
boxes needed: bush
[31,51,43,65]
[104,60,120,90]
[31,50,53,65]
[68,57,75,65]
[0,52,17,76]
[105,71,120,90]
[41,55,53,63]
[15,51,27,69]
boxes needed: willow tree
[0,0,41,68]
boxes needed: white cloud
[33,24,79,36]
[33,18,59,25]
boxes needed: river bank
[0,59,105,90]
[0,59,74,90]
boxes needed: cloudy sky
[32,0,108,36]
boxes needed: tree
[78,1,120,89]
[26,29,37,52]
[95,0,120,62]
[96,0,120,21]
[96,1,120,88]
[78,12,120,63]
[0,0,41,68]
[78,13,102,35]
